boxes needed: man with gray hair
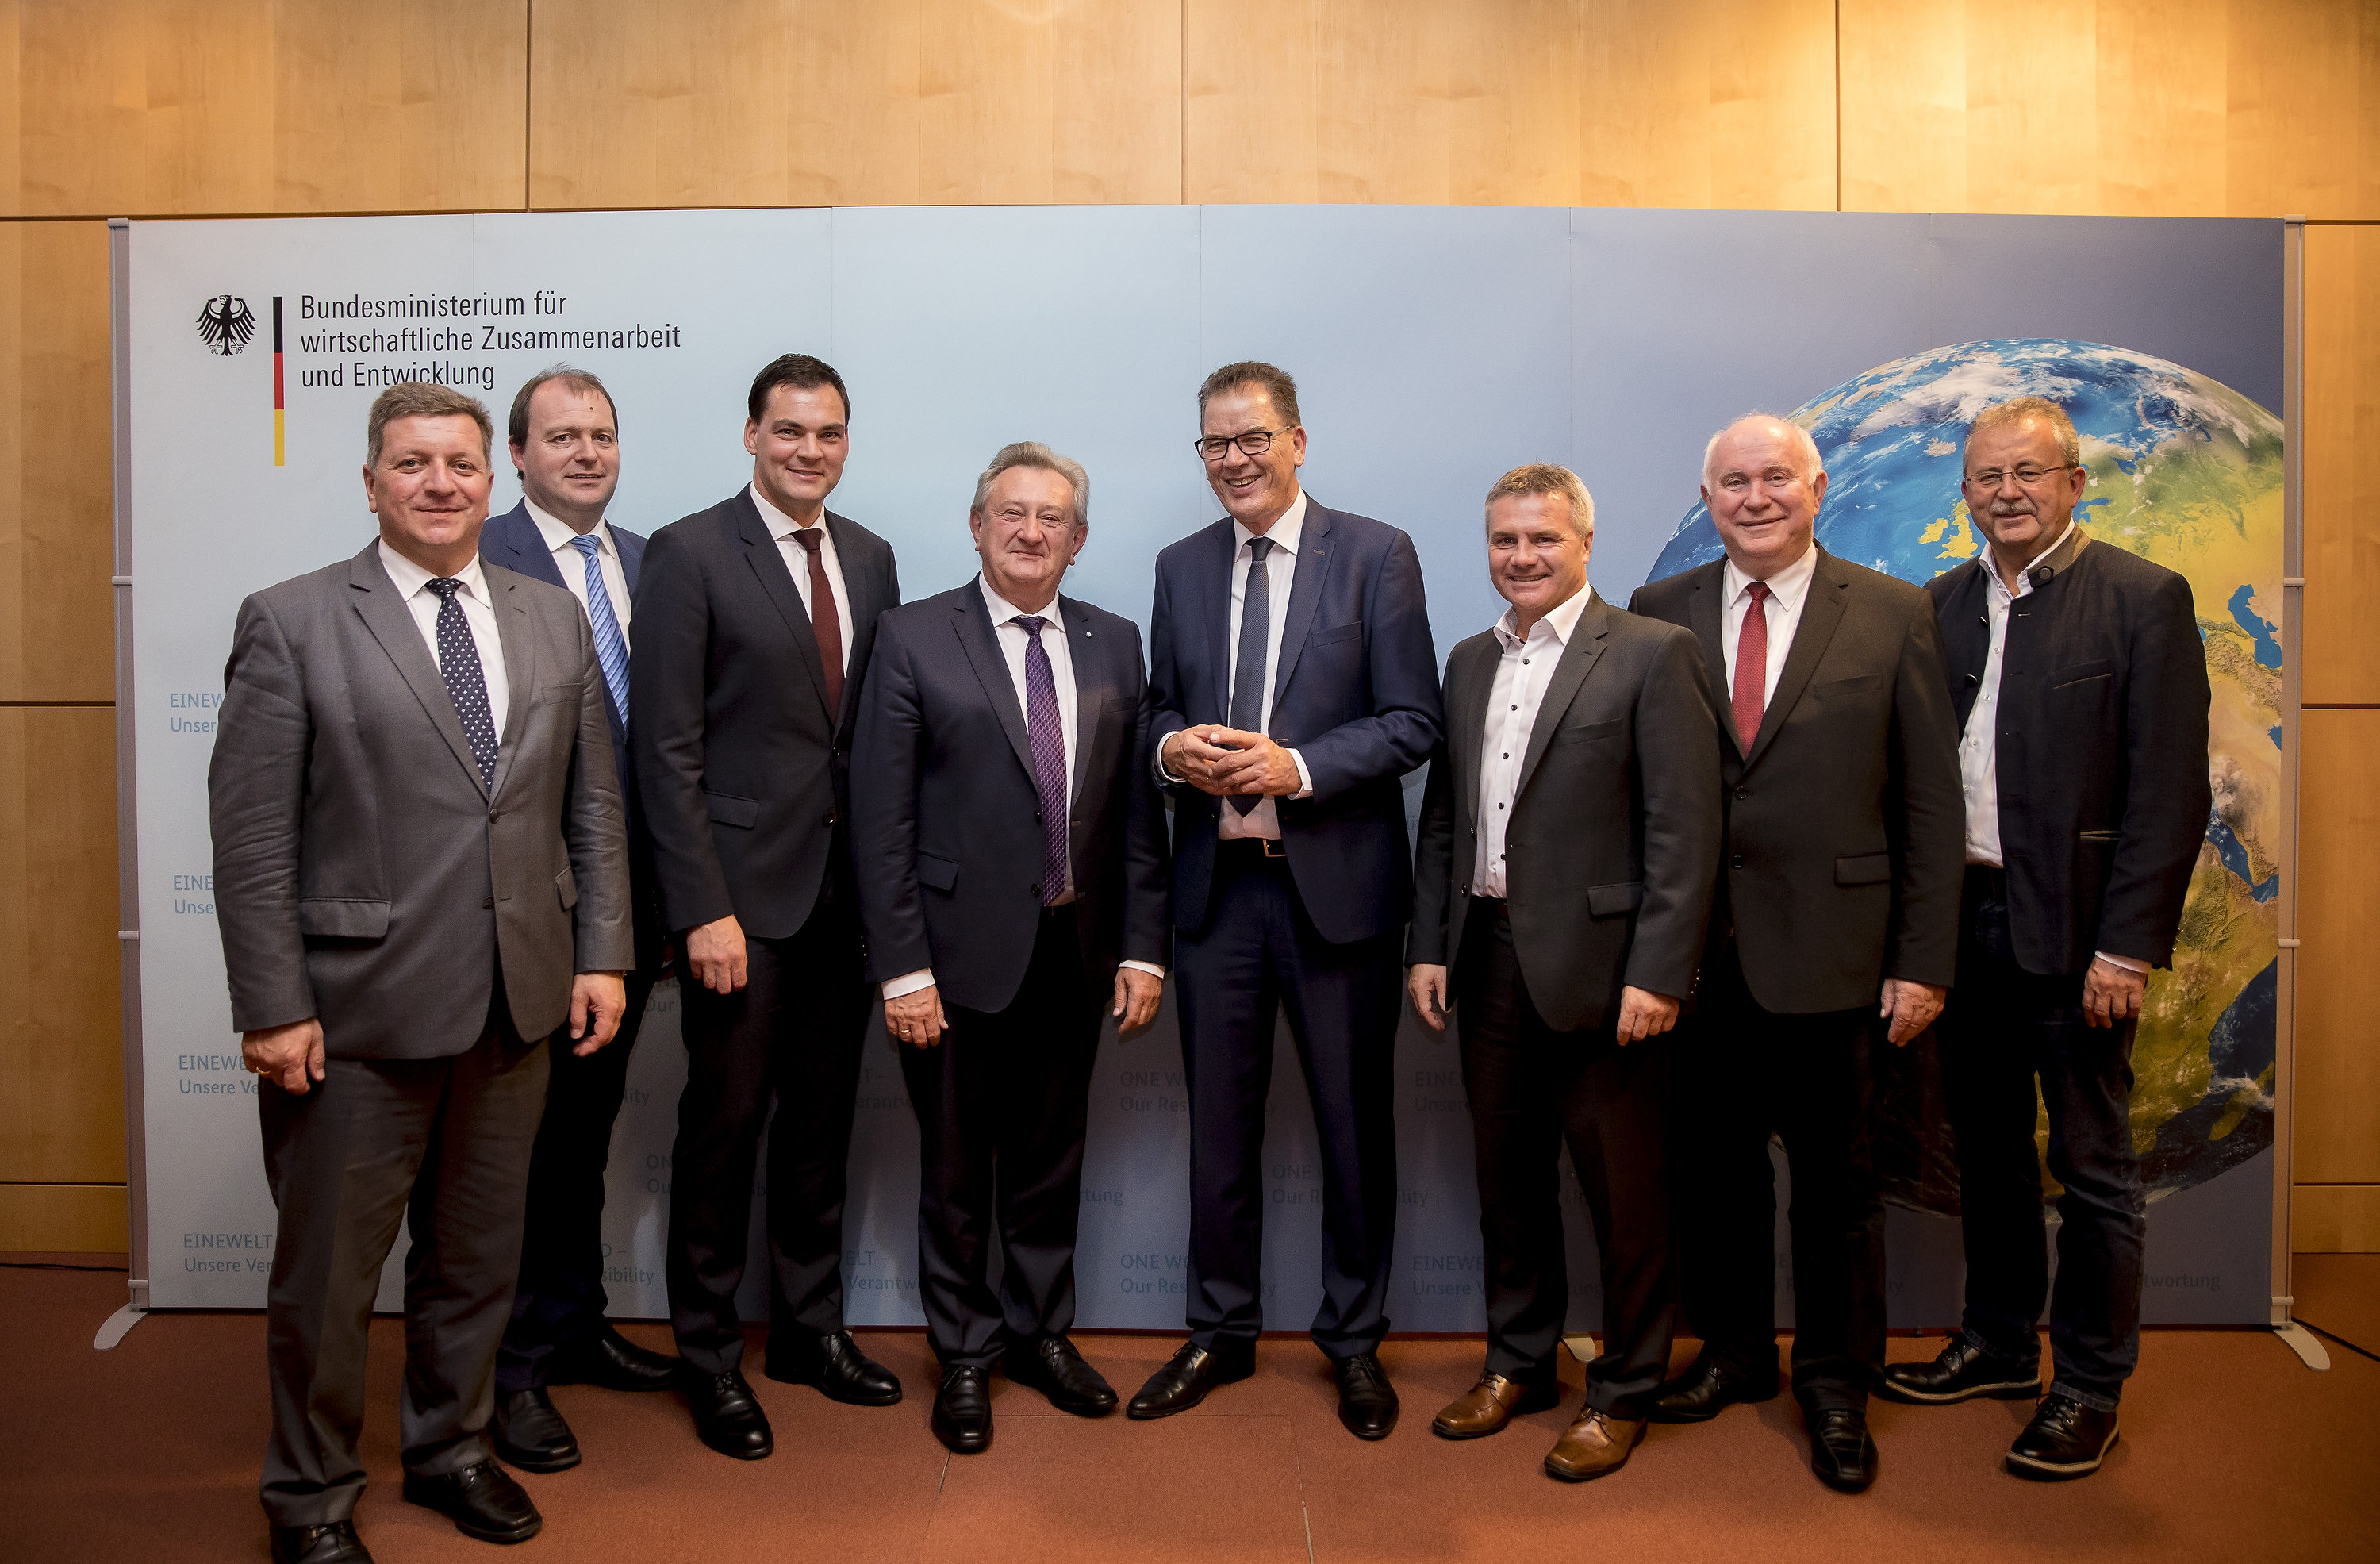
[852,441,1171,1454]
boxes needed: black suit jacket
[631,488,899,940]
[851,582,1171,1013]
[1630,547,1965,1014]
[1408,592,1722,1034]
[1926,537,2211,974]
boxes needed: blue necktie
[568,532,631,725]
[1226,536,1274,816]
[1016,616,1070,905]
[424,578,497,790]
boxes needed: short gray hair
[1701,413,1823,489]
[1484,463,1595,540]
[367,382,493,467]
[1965,395,2082,467]
[971,441,1089,528]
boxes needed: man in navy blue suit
[1125,362,1443,1440]
[478,367,680,1472]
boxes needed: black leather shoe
[2006,1393,2119,1480]
[1333,1353,1399,1441]
[401,1461,542,1544]
[547,1327,681,1392]
[1806,1407,1879,1493]
[1005,1335,1118,1416]
[1880,1336,2041,1405]
[764,1328,904,1406]
[270,1520,373,1564]
[1125,1341,1255,1420]
[490,1387,581,1473]
[682,1367,774,1460]
[931,1365,996,1454]
[1648,1355,1781,1423]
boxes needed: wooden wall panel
[2304,224,2380,707]
[4,0,525,217]
[529,0,1180,209]
[2292,1185,2380,1253]
[0,219,112,705]
[0,705,122,1185]
[2225,0,2380,223]
[2296,708,2380,1187]
[0,1183,127,1251]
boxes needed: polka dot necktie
[425,578,498,790]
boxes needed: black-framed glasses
[1964,463,2079,488]
[1193,428,1292,461]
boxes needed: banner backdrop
[125,206,2282,1330]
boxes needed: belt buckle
[1261,837,1288,859]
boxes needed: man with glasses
[1126,362,1442,1440]
[1884,396,2209,1481]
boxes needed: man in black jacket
[1883,396,2211,1481]
[1630,415,1965,1493]
[631,354,903,1460]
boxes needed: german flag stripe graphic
[272,296,285,467]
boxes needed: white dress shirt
[1720,540,1820,709]
[750,481,852,673]
[378,540,509,734]
[1157,490,1315,839]
[881,575,1165,1000]
[524,499,631,648]
[1473,580,1594,898]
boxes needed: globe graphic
[1649,339,2284,1214]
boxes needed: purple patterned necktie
[1016,616,1070,905]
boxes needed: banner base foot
[2274,1321,2330,1370]
[94,1303,146,1352]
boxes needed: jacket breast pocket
[1551,719,1625,748]
[2079,829,2122,843]
[2052,659,2114,690]
[1835,851,1892,886]
[1309,621,1362,648]
[1816,674,1880,698]
[555,867,578,909]
[705,790,759,828]
[532,682,577,708]
[1587,882,1644,917]
[298,897,390,940]
[917,851,960,892]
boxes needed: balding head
[1701,414,1821,490]
[1699,413,1828,580]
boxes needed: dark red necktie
[793,528,844,717]
[1732,580,1771,753]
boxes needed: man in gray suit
[212,382,631,1564]
[1407,464,1720,1482]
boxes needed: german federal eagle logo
[196,294,257,356]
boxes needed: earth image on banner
[1649,338,2283,1212]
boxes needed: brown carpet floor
[3,1257,2374,1563]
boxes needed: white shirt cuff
[1155,733,1185,785]
[1118,960,1166,982]
[1288,748,1313,800]
[2093,951,2148,974]
[881,968,935,1001]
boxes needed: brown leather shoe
[1543,1408,1645,1481]
[1432,1373,1561,1439]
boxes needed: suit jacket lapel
[1202,521,1234,726]
[1063,598,1108,807]
[1516,593,1610,797]
[954,589,1037,784]
[1685,564,1733,756]
[1937,562,1990,728]
[1744,548,1850,770]
[488,574,537,800]
[1269,504,1335,718]
[347,547,488,798]
[615,525,644,596]
[733,490,831,716]
[1445,634,1499,836]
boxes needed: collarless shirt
[1473,580,1593,898]
[1720,540,1820,710]
[378,539,509,733]
[750,481,853,674]
[524,499,632,648]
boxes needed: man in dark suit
[852,442,1172,1454]
[1126,362,1443,1440]
[1883,396,2210,1481]
[475,367,680,1473]
[212,382,631,1564]
[1630,414,1964,1493]
[631,354,903,1460]
[1409,464,1721,1481]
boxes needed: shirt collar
[378,538,493,608]
[749,480,828,543]
[1232,489,1307,559]
[1986,518,2082,603]
[1493,578,1594,651]
[1724,539,1819,615]
[976,573,1063,629]
[524,498,611,557]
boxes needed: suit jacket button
[482,897,494,910]
[1735,789,1749,801]
[823,811,836,826]
[1032,884,1043,897]
[1966,674,1979,686]
[488,809,499,822]
[1730,853,1745,870]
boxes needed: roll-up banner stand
[102,206,2306,1355]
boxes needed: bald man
[1629,415,1964,1493]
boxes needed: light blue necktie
[568,532,631,724]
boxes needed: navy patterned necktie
[1015,616,1070,905]
[425,577,498,789]
[1226,536,1274,816]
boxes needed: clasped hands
[1161,727,1302,800]
[885,967,1164,1049]
[240,971,625,1095]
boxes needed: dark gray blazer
[851,582,1172,1013]
[1926,536,2211,974]
[1631,547,1965,1014]
[1408,592,1722,1034]
[209,543,633,1058]
[631,490,899,940]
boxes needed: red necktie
[793,528,844,718]
[1732,580,1771,753]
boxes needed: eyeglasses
[1964,463,2079,489]
[1193,428,1292,462]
